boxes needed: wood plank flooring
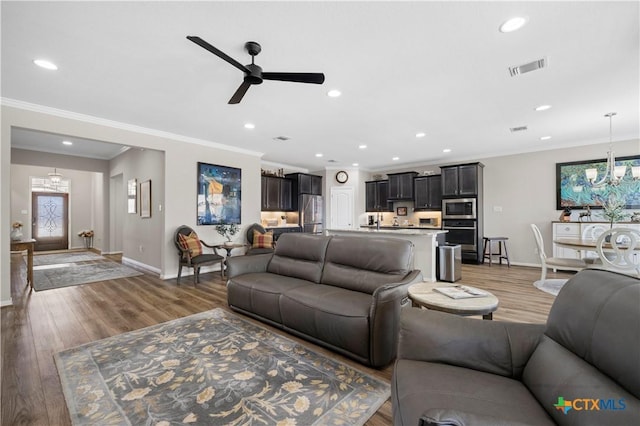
[1,252,574,425]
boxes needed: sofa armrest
[226,253,272,279]
[419,408,539,426]
[372,270,424,304]
[398,307,545,379]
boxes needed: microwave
[442,198,477,219]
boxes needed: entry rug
[32,251,104,266]
[33,262,143,291]
[55,308,389,426]
[533,279,569,296]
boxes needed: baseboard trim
[1,298,14,307]
[122,257,161,276]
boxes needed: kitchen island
[325,228,447,282]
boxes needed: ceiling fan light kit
[187,36,325,104]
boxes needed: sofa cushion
[226,272,311,324]
[266,233,331,283]
[393,360,554,426]
[321,236,414,294]
[542,268,640,399]
[280,284,372,359]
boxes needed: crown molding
[1,98,264,158]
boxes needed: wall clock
[335,170,349,184]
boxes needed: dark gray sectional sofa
[225,232,422,368]
[392,268,640,425]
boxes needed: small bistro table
[214,243,249,278]
[10,239,36,290]
[408,282,499,320]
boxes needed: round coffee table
[408,282,499,320]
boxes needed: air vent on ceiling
[273,136,291,141]
[509,57,547,77]
[327,159,338,163]
[510,126,528,133]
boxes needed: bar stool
[482,237,510,267]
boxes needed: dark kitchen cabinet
[414,175,442,210]
[388,172,418,200]
[441,163,484,198]
[285,173,322,195]
[365,180,392,212]
[261,176,292,211]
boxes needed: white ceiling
[3,1,639,171]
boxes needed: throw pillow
[252,230,274,249]
[178,232,203,256]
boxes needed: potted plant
[601,196,628,229]
[215,223,239,245]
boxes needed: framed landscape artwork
[556,155,640,209]
[197,162,241,225]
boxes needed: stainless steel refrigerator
[300,194,323,234]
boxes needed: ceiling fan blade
[187,36,249,73]
[229,81,252,104]
[262,72,325,84]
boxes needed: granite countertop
[360,225,442,229]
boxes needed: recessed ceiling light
[244,123,255,129]
[358,144,367,149]
[352,163,359,167]
[540,136,552,141]
[499,16,528,33]
[315,153,323,157]
[392,156,399,161]
[327,89,341,97]
[62,140,73,146]
[442,148,452,153]
[416,132,426,138]
[535,105,552,111]
[33,59,58,70]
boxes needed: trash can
[437,243,462,282]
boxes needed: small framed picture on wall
[396,206,408,216]
[140,180,152,218]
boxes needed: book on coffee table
[434,285,489,299]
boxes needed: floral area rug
[55,308,390,425]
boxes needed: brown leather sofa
[392,268,640,425]
[225,233,422,368]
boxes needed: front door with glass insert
[32,192,69,251]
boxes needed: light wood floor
[2,252,574,425]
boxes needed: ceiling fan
[187,36,325,104]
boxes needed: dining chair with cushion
[596,227,640,277]
[245,223,275,256]
[581,223,608,262]
[530,223,587,281]
[174,225,224,284]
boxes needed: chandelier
[48,168,63,186]
[585,112,640,187]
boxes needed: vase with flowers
[78,230,94,249]
[11,221,23,241]
[215,223,239,246]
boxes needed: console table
[10,239,36,289]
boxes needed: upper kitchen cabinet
[414,174,442,210]
[387,172,418,200]
[441,163,484,198]
[365,180,392,212]
[285,173,323,195]
[261,176,292,211]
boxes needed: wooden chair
[530,223,587,282]
[245,223,275,256]
[595,228,640,277]
[174,225,224,284]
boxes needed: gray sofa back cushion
[543,269,640,398]
[321,236,414,294]
[267,233,331,283]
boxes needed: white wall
[2,104,262,305]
